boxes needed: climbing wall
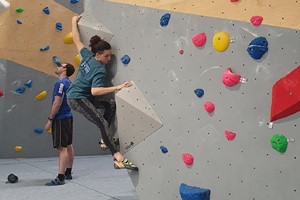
[0,0,107,158]
[0,59,105,158]
[83,1,300,200]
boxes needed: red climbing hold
[224,130,236,141]
[250,16,263,26]
[182,153,194,166]
[270,65,300,122]
[230,0,239,2]
[222,68,241,87]
[204,101,215,113]
[0,89,4,97]
[192,32,206,48]
[179,50,184,55]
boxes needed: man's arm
[45,96,62,130]
[48,96,63,120]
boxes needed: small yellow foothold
[63,32,73,44]
[213,31,230,52]
[75,54,81,66]
[35,90,47,101]
[15,146,22,152]
[47,129,52,134]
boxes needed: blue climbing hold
[24,80,32,88]
[34,128,43,134]
[16,20,22,24]
[179,183,211,200]
[121,55,131,64]
[160,146,168,154]
[40,45,49,51]
[53,56,62,66]
[56,22,62,31]
[70,0,80,4]
[15,87,25,94]
[247,37,268,60]
[43,7,50,15]
[160,13,171,26]
[194,89,204,98]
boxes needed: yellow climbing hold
[35,90,47,101]
[213,31,230,52]
[47,128,52,134]
[15,146,22,152]
[63,32,73,44]
[75,54,81,66]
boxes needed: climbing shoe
[114,158,138,171]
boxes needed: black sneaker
[65,174,72,180]
[114,158,138,171]
[45,178,65,186]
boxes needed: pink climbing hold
[179,49,184,55]
[224,130,236,141]
[222,68,241,87]
[192,32,206,47]
[250,16,263,26]
[182,153,194,166]
[204,101,215,113]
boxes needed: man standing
[45,63,75,186]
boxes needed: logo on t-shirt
[58,83,64,94]
[81,61,91,74]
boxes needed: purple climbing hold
[121,55,131,64]
[160,13,171,26]
[34,128,43,134]
[160,146,168,154]
[194,89,204,98]
[70,0,80,4]
[43,7,50,15]
[40,45,49,51]
[56,22,62,31]
[15,87,25,94]
[247,37,268,60]
[24,80,32,88]
[53,56,62,66]
[179,183,211,200]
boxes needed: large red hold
[270,65,300,122]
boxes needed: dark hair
[65,63,75,77]
[89,35,111,54]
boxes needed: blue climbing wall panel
[83,1,300,200]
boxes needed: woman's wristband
[48,117,54,121]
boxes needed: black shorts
[51,117,73,148]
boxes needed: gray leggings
[67,98,117,155]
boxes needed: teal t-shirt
[67,48,107,99]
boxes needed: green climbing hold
[271,134,288,153]
[16,7,24,13]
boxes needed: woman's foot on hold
[114,158,138,171]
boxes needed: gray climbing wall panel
[115,81,162,154]
[54,0,84,14]
[83,1,300,200]
[78,12,114,46]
